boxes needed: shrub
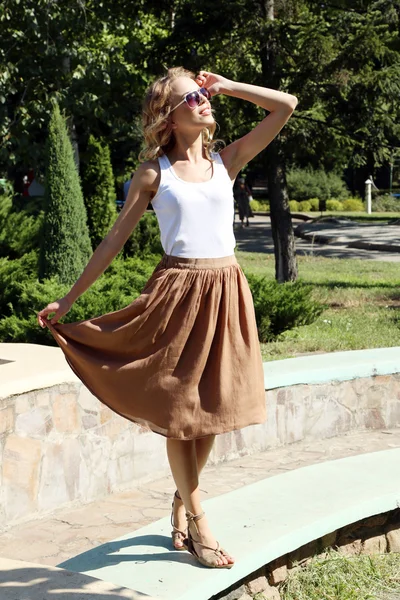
[289,200,299,212]
[249,199,269,212]
[372,194,400,212]
[299,200,312,212]
[0,251,39,318]
[307,198,320,211]
[326,199,344,211]
[342,198,364,211]
[123,211,163,259]
[287,168,349,201]
[81,135,118,250]
[0,253,161,343]
[39,101,92,285]
[245,272,326,343]
[249,199,260,212]
[0,194,44,259]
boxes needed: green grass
[235,251,400,362]
[276,549,400,600]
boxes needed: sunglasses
[170,87,211,112]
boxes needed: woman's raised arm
[195,71,297,181]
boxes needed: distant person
[234,176,252,227]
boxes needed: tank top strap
[158,154,173,177]
[211,151,233,186]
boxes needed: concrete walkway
[1,429,399,568]
[294,218,400,253]
[234,215,400,262]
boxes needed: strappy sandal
[170,490,187,551]
[183,510,234,569]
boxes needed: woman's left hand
[195,71,230,96]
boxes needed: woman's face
[168,76,214,131]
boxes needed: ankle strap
[185,510,205,523]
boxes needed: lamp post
[365,178,372,214]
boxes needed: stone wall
[213,508,400,600]
[1,373,400,528]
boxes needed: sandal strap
[170,492,187,535]
[185,510,205,523]
[191,538,222,555]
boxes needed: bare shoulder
[134,160,160,192]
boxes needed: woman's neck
[168,132,206,163]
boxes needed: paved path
[234,215,400,262]
[1,429,399,568]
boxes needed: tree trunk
[266,143,298,281]
[261,0,298,282]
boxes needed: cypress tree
[81,135,117,250]
[39,101,92,285]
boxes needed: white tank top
[151,152,236,258]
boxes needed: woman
[37,67,297,569]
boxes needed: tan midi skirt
[45,253,266,440]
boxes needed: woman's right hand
[37,296,72,328]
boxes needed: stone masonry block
[247,575,269,594]
[386,527,400,552]
[256,584,282,600]
[52,393,80,433]
[14,394,32,414]
[2,435,42,519]
[363,408,386,430]
[337,538,362,556]
[38,442,69,511]
[267,555,288,585]
[361,535,387,555]
[221,584,248,600]
[0,406,14,434]
[15,408,47,438]
[35,391,51,408]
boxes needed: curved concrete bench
[58,448,400,600]
[1,343,400,527]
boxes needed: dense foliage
[287,168,349,202]
[245,272,326,342]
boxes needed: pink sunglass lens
[186,88,211,108]
[186,92,200,108]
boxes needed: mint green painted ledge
[263,346,400,390]
[58,449,400,600]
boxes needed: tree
[0,0,162,184]
[81,135,117,250]
[38,101,92,285]
[149,0,400,280]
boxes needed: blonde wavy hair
[138,67,222,162]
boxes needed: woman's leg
[173,435,215,548]
[167,438,234,566]
[171,435,215,549]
